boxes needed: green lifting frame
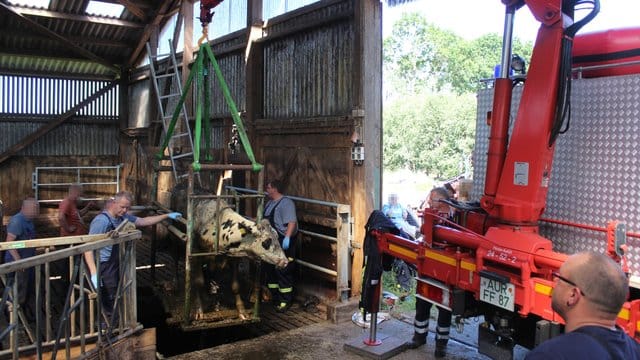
[156,42,263,173]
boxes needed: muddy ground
[169,311,530,360]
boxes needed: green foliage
[384,12,534,95]
[382,269,416,313]
[382,12,533,177]
[383,92,476,178]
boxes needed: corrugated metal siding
[210,0,247,39]
[263,0,319,20]
[129,79,152,128]
[0,76,119,116]
[208,53,246,118]
[263,20,354,119]
[0,120,118,156]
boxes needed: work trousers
[414,297,452,342]
[266,260,295,305]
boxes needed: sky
[383,0,640,42]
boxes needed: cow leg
[191,257,206,320]
[231,260,248,320]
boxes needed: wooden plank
[0,233,108,250]
[116,0,147,20]
[349,0,383,297]
[127,0,175,67]
[10,5,144,28]
[0,82,117,165]
[180,0,194,116]
[0,2,119,73]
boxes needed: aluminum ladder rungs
[159,93,180,100]
[155,73,176,79]
[150,53,171,59]
[172,152,194,160]
[171,133,190,139]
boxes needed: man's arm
[285,222,296,238]
[134,212,181,227]
[84,250,97,276]
[5,232,21,262]
[58,201,75,233]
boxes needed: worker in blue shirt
[3,198,40,327]
[83,191,181,324]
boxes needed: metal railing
[0,228,141,359]
[32,165,122,203]
[226,186,352,302]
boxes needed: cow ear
[259,219,270,228]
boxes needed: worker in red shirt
[58,184,94,236]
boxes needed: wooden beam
[0,82,117,166]
[0,2,120,74]
[181,0,194,115]
[349,0,383,297]
[127,0,176,67]
[115,0,146,20]
[9,5,145,28]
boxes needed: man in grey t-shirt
[264,179,298,312]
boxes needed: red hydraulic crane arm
[482,0,566,224]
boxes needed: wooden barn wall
[256,0,356,205]
[0,155,119,234]
[208,34,247,118]
[124,0,381,299]
[0,114,120,215]
[254,0,381,298]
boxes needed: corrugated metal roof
[0,0,178,80]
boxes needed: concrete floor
[169,312,530,360]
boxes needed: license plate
[480,277,515,311]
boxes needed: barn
[0,0,387,357]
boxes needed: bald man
[525,251,640,359]
[4,198,40,328]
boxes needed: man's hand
[168,212,182,220]
[91,274,99,289]
[282,236,290,251]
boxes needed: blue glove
[91,274,99,289]
[168,212,182,220]
[282,236,290,251]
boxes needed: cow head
[195,199,288,268]
[252,219,288,268]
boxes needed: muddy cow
[194,199,288,268]
[188,198,287,320]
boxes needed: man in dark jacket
[525,251,640,359]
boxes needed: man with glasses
[526,251,640,359]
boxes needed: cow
[194,199,288,268]
[166,186,288,321]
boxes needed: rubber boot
[434,339,448,358]
[404,333,427,349]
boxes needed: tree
[383,12,533,178]
[383,92,476,179]
[384,12,534,96]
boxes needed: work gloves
[91,274,99,289]
[282,236,290,251]
[168,212,182,220]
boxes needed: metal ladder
[146,40,198,183]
